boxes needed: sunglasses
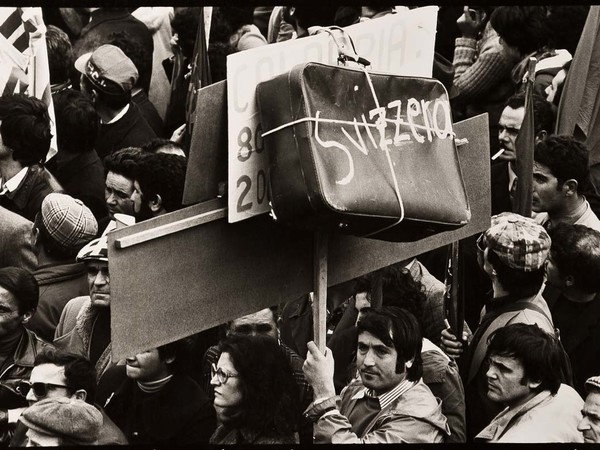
[17,381,71,398]
[211,363,239,384]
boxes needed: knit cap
[484,212,551,272]
[20,397,102,445]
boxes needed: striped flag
[0,7,57,160]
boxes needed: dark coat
[46,150,107,222]
[28,262,89,342]
[104,373,216,446]
[0,164,64,222]
[95,102,157,159]
[0,329,51,444]
[132,90,164,138]
[490,161,512,215]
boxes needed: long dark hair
[218,335,299,438]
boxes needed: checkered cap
[76,235,108,262]
[41,193,97,251]
[484,212,551,272]
[585,375,600,392]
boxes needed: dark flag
[556,6,600,166]
[513,58,537,218]
[183,7,212,151]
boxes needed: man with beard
[129,152,186,222]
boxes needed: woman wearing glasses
[210,334,300,444]
[104,338,216,445]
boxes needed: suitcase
[257,62,470,242]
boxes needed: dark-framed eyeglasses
[17,381,71,398]
[476,233,487,253]
[211,363,239,384]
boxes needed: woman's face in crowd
[125,348,171,382]
[211,352,243,413]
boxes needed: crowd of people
[0,4,598,445]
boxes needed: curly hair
[490,6,551,55]
[0,94,51,166]
[534,135,589,193]
[353,261,426,326]
[217,335,299,438]
[548,223,600,294]
[34,348,97,405]
[103,146,142,179]
[132,152,187,213]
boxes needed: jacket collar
[13,328,41,368]
[476,389,552,441]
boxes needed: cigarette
[444,319,451,329]
[491,148,505,160]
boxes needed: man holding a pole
[302,307,449,443]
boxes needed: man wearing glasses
[10,348,127,446]
[0,267,49,445]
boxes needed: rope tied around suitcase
[261,66,409,235]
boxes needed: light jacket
[308,379,449,443]
[476,384,584,443]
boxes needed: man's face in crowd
[105,171,135,219]
[579,391,600,443]
[531,161,564,214]
[126,348,170,382]
[87,261,110,308]
[486,353,539,408]
[544,252,564,289]
[26,364,73,405]
[355,292,371,325]
[0,286,26,338]
[357,331,406,396]
[228,308,278,339]
[130,180,154,222]
[496,106,525,162]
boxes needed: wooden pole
[313,231,329,352]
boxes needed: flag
[513,58,537,218]
[184,7,212,151]
[555,6,600,166]
[0,7,57,161]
